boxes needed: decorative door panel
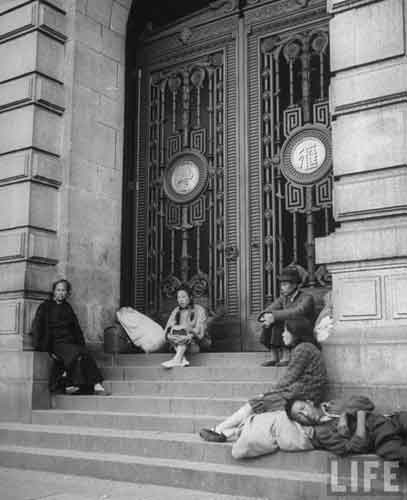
[245,8,333,349]
[146,53,227,312]
[132,14,240,349]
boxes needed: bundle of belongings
[115,307,166,353]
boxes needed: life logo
[327,457,405,496]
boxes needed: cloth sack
[314,292,334,342]
[232,410,314,459]
[314,315,334,342]
[116,307,165,353]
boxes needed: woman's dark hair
[175,285,194,324]
[285,318,320,349]
[284,398,296,420]
[51,279,72,296]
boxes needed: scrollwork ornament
[188,273,209,297]
[179,27,192,45]
[168,74,182,94]
[315,265,332,287]
[225,245,239,261]
[162,275,182,298]
[289,263,309,286]
[209,0,239,13]
[295,0,310,7]
[190,67,206,88]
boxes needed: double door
[131,0,333,349]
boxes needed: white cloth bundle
[116,307,165,353]
[314,291,334,342]
[232,410,314,459]
[314,315,334,342]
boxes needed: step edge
[0,444,329,482]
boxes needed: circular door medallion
[171,160,200,195]
[164,150,208,204]
[280,125,332,185]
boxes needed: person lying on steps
[286,395,407,466]
[199,318,327,445]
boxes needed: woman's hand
[191,327,204,340]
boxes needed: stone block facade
[0,0,130,420]
[0,0,130,357]
[316,0,407,400]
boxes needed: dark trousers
[50,350,103,391]
[367,412,407,464]
[68,352,103,387]
[260,323,284,349]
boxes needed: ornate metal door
[127,0,333,350]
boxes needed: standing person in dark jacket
[30,279,106,395]
[258,266,315,366]
[287,396,407,465]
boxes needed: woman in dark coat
[199,317,327,442]
[30,279,105,395]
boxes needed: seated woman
[162,285,210,368]
[30,279,106,395]
[200,317,327,442]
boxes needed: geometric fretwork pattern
[284,106,302,138]
[191,128,206,154]
[260,27,333,303]
[145,52,226,313]
[316,175,333,207]
[313,100,330,127]
[167,135,182,160]
[190,196,206,224]
[285,182,305,211]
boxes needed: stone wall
[0,0,132,353]
[316,0,407,406]
[61,0,131,345]
[0,0,132,418]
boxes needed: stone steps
[102,365,281,381]
[101,353,275,366]
[0,444,329,499]
[53,394,246,416]
[32,409,222,432]
[103,379,272,397]
[0,423,329,471]
[0,466,264,500]
[2,353,405,499]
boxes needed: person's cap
[278,267,301,284]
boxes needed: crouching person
[30,279,106,395]
[162,285,211,368]
[258,266,315,367]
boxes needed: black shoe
[261,360,277,367]
[276,359,289,367]
[199,428,227,443]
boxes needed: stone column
[0,0,132,421]
[316,0,407,408]
[0,0,67,420]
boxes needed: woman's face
[53,282,68,302]
[282,326,294,346]
[177,290,191,308]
